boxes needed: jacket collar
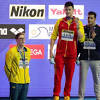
[17,46,27,52]
[63,16,76,24]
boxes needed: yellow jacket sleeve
[4,49,13,81]
[51,18,63,40]
[78,20,85,42]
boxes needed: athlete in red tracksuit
[50,1,85,100]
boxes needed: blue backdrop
[0,0,100,97]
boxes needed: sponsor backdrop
[0,0,100,97]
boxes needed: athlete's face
[64,6,74,18]
[16,34,25,47]
[88,14,96,26]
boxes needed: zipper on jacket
[23,51,26,84]
[24,67,26,83]
[88,30,91,60]
[64,23,70,57]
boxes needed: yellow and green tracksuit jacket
[4,46,31,84]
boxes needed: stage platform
[0,97,96,100]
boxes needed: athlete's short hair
[15,32,25,39]
[64,1,74,9]
[88,11,96,18]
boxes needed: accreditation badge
[61,30,74,41]
[83,39,96,49]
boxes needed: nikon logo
[9,5,45,19]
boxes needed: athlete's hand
[50,56,55,64]
[91,32,96,39]
[76,59,80,65]
[75,17,79,30]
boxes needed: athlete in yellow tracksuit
[5,46,31,83]
[4,32,31,100]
